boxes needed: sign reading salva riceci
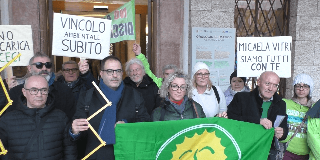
[52,13,112,60]
[237,36,292,78]
[0,25,33,67]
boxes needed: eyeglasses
[101,69,123,76]
[265,82,279,88]
[24,88,49,95]
[196,73,210,78]
[295,84,310,90]
[32,62,52,69]
[170,84,188,91]
[62,68,79,73]
[129,68,141,73]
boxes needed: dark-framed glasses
[101,69,123,76]
[24,88,49,95]
[294,84,310,90]
[196,72,210,78]
[170,84,188,91]
[62,68,79,73]
[31,62,52,69]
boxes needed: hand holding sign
[78,59,89,75]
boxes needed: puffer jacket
[152,97,206,121]
[224,85,250,106]
[0,94,77,160]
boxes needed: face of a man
[257,72,280,101]
[129,63,145,83]
[22,76,48,108]
[28,57,52,81]
[62,63,79,83]
[163,69,174,80]
[100,59,123,90]
[168,77,187,102]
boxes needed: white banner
[0,25,33,67]
[52,13,112,60]
[237,36,292,78]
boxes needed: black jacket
[7,81,76,120]
[123,75,161,115]
[72,85,151,160]
[0,94,77,160]
[227,87,288,148]
[57,71,96,101]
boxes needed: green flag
[114,117,274,160]
[105,0,135,43]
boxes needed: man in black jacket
[123,58,161,115]
[7,52,76,120]
[0,75,76,160]
[70,56,150,160]
[227,71,288,160]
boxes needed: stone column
[287,0,320,101]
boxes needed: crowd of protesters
[0,43,319,160]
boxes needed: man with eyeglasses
[70,56,150,160]
[7,52,76,120]
[123,58,161,115]
[57,60,95,101]
[227,71,288,160]
[0,75,77,159]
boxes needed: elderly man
[70,56,150,160]
[227,71,288,160]
[57,60,95,101]
[7,52,76,120]
[0,75,77,159]
[133,43,177,88]
[123,58,161,115]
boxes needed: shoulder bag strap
[212,86,220,104]
[22,115,51,160]
[286,114,308,147]
[192,101,199,118]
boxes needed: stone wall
[287,0,320,102]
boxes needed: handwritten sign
[237,36,292,78]
[0,25,33,66]
[52,13,112,60]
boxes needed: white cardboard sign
[52,13,112,60]
[0,25,33,66]
[237,36,292,78]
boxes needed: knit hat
[192,62,210,77]
[293,73,314,97]
[230,70,246,84]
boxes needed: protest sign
[114,118,274,160]
[0,25,33,66]
[105,0,136,43]
[237,36,292,78]
[52,13,112,60]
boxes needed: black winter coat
[7,81,76,120]
[72,85,151,160]
[227,87,288,149]
[57,71,96,102]
[0,94,77,160]
[123,75,161,115]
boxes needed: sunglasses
[32,62,53,69]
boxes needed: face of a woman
[294,83,310,98]
[169,77,187,101]
[195,69,210,87]
[231,77,245,91]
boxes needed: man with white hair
[7,52,76,120]
[123,58,161,115]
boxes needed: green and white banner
[105,0,135,43]
[114,117,274,160]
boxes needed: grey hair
[162,64,177,74]
[62,60,78,69]
[29,52,51,65]
[24,75,48,88]
[125,58,145,75]
[159,70,193,99]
